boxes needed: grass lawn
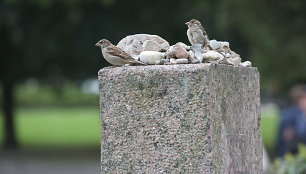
[0,106,279,151]
[261,116,279,150]
[260,105,280,156]
[0,107,100,148]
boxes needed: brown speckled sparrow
[95,39,145,66]
[185,19,210,48]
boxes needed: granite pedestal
[98,64,262,173]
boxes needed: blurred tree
[0,0,105,148]
[0,0,306,148]
[211,0,306,95]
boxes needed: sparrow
[185,19,210,48]
[95,39,145,66]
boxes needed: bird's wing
[106,45,133,59]
[199,26,209,40]
[106,45,146,65]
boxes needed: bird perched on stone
[95,39,145,66]
[185,19,210,49]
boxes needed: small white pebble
[170,58,177,64]
[241,61,252,67]
[176,58,189,64]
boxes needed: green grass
[261,116,279,148]
[14,83,98,107]
[0,105,280,151]
[260,106,280,156]
[0,107,100,148]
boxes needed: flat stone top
[98,64,258,77]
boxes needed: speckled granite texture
[98,64,262,174]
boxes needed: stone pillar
[98,64,262,173]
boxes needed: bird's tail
[129,59,147,65]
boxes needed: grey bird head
[95,39,112,48]
[185,19,202,28]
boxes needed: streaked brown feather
[191,19,209,40]
[106,45,146,65]
[106,45,133,59]
[199,26,208,36]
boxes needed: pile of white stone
[117,34,251,67]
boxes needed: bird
[185,19,210,48]
[95,39,146,66]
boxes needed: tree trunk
[3,82,17,149]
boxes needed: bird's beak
[185,22,190,26]
[95,42,101,47]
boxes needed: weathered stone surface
[139,51,165,65]
[209,39,220,50]
[169,58,177,64]
[241,61,252,67]
[228,57,242,66]
[174,46,189,59]
[203,50,224,62]
[143,40,161,52]
[166,42,190,59]
[117,34,170,57]
[98,64,262,173]
[176,58,188,64]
